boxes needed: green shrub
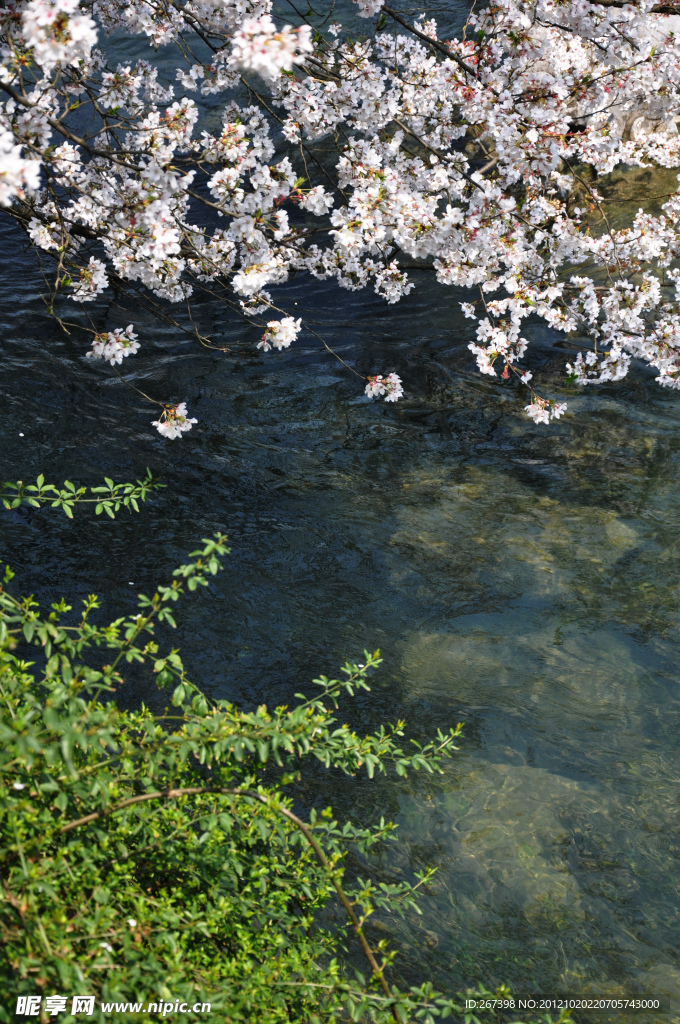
[0,534,442,1019]
[0,534,568,1024]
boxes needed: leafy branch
[1,469,164,518]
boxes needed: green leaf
[172,683,187,705]
[257,741,269,763]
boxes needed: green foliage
[0,538,569,1024]
[1,470,163,518]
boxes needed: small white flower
[127,918,137,927]
[100,942,113,952]
[13,782,26,790]
[524,398,566,424]
[520,371,533,384]
[460,303,477,319]
[0,130,41,207]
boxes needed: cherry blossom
[22,0,97,72]
[152,403,198,439]
[71,257,108,302]
[525,398,567,424]
[365,373,404,402]
[2,0,680,433]
[0,130,40,207]
[257,316,302,352]
[230,15,313,80]
[86,326,139,365]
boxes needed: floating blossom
[365,373,404,402]
[22,0,97,71]
[86,326,139,366]
[152,402,198,439]
[230,15,313,80]
[257,316,302,352]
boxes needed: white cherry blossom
[0,131,40,206]
[86,325,139,365]
[22,0,97,72]
[365,373,404,402]
[257,316,302,351]
[3,0,680,430]
[152,403,198,439]
[230,15,313,80]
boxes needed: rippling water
[3,21,680,1019]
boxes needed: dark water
[3,21,680,1021]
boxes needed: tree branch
[382,6,479,78]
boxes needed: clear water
[2,28,680,1022]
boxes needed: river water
[2,14,680,1023]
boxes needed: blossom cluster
[230,15,313,81]
[86,325,139,365]
[257,316,302,351]
[3,0,680,433]
[365,373,404,402]
[151,402,198,439]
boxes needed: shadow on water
[3,170,680,1019]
